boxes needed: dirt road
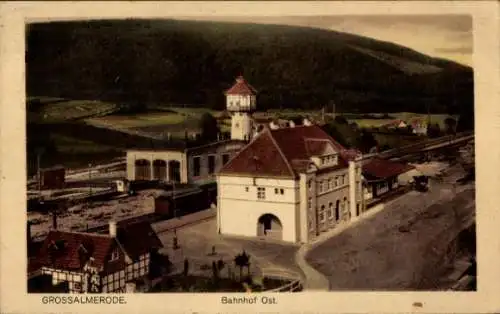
[306,169,475,290]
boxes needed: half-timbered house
[28,221,163,293]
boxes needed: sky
[174,15,473,67]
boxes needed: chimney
[269,121,279,130]
[109,221,117,237]
[52,212,57,230]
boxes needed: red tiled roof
[32,231,115,271]
[117,222,163,260]
[225,76,258,96]
[362,158,415,179]
[304,139,330,156]
[218,125,350,178]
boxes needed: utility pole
[37,149,42,199]
[172,177,177,219]
[88,163,93,196]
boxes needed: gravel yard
[154,219,302,280]
[28,189,159,240]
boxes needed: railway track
[361,132,474,162]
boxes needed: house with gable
[216,124,365,244]
[28,221,163,293]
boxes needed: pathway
[295,164,474,291]
[294,198,394,290]
[306,173,474,290]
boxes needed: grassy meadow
[27,97,460,173]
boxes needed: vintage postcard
[1,1,499,313]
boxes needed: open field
[50,134,120,154]
[86,112,187,129]
[350,119,394,128]
[29,97,118,122]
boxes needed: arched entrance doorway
[135,159,151,181]
[257,214,283,240]
[152,160,167,181]
[168,160,181,183]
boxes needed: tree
[212,261,219,281]
[183,258,190,276]
[334,115,348,125]
[234,251,251,281]
[427,123,442,138]
[199,112,219,142]
[355,130,378,153]
[444,117,457,135]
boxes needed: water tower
[224,76,257,141]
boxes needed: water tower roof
[225,76,258,96]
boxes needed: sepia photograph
[25,13,476,294]
[1,1,499,313]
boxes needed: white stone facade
[230,112,254,141]
[217,159,364,244]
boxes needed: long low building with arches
[216,124,366,244]
[126,139,246,185]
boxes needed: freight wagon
[154,182,216,219]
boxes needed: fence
[261,268,303,292]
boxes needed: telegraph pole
[37,149,42,199]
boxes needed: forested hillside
[26,19,473,126]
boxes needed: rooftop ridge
[267,128,297,178]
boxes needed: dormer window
[78,244,88,255]
[110,249,119,261]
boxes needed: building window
[329,202,334,218]
[280,188,284,195]
[340,175,344,186]
[245,187,249,192]
[193,156,201,177]
[307,180,312,191]
[308,219,313,231]
[275,188,279,194]
[335,176,339,187]
[319,205,326,222]
[335,200,340,220]
[208,155,216,174]
[110,249,119,261]
[73,282,82,291]
[308,197,312,211]
[222,154,230,165]
[318,181,323,193]
[257,187,266,199]
[328,178,333,190]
